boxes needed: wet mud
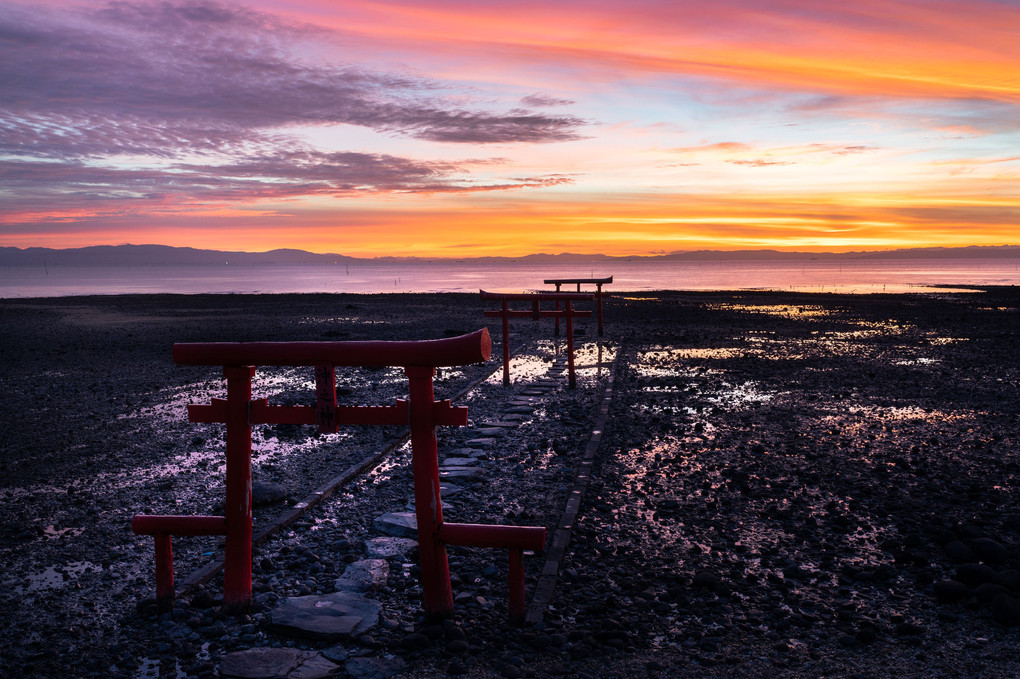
[0,288,1018,678]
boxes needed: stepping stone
[269,592,381,641]
[521,390,546,396]
[473,427,506,437]
[440,481,465,496]
[374,512,417,538]
[406,498,454,512]
[335,559,389,592]
[465,438,497,448]
[441,457,479,467]
[445,447,482,457]
[220,647,340,679]
[503,406,533,414]
[439,467,484,480]
[480,420,518,428]
[364,537,418,559]
[321,646,349,664]
[508,399,537,406]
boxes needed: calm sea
[1,258,1018,298]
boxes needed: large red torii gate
[133,328,545,622]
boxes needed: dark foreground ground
[1,288,1018,678]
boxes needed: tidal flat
[1,288,1018,678]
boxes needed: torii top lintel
[172,328,491,368]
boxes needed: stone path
[223,356,571,678]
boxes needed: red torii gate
[544,276,612,337]
[480,289,593,388]
[132,328,545,622]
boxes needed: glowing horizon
[1,0,1018,257]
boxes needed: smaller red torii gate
[480,290,593,388]
[544,276,612,337]
[132,328,545,623]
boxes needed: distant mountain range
[1,243,1017,267]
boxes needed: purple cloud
[0,0,584,216]
[0,1,585,154]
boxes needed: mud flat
[0,287,1018,678]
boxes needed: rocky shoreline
[1,288,1018,678]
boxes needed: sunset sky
[1,0,1018,257]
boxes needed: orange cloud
[290,0,1020,103]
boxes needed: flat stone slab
[472,428,506,437]
[364,536,418,559]
[220,647,340,679]
[374,512,417,538]
[335,559,389,592]
[499,413,530,421]
[444,447,483,457]
[440,456,479,467]
[464,438,497,448]
[521,389,547,396]
[406,498,454,512]
[439,481,464,496]
[269,592,380,641]
[439,467,484,479]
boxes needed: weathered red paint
[133,327,546,622]
[544,276,612,337]
[480,290,593,388]
[407,365,454,617]
[223,365,254,610]
[438,522,545,550]
[171,328,491,367]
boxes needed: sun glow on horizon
[2,0,1019,256]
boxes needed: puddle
[707,304,832,319]
[12,561,100,594]
[837,404,967,424]
[42,525,85,540]
[136,657,187,679]
[894,358,940,366]
[364,440,411,486]
[135,644,210,679]
[638,347,746,364]
[706,380,780,407]
[486,346,559,385]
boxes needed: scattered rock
[252,481,289,507]
[374,512,418,538]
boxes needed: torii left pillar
[222,365,255,609]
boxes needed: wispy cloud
[1,0,1017,255]
[0,0,585,218]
